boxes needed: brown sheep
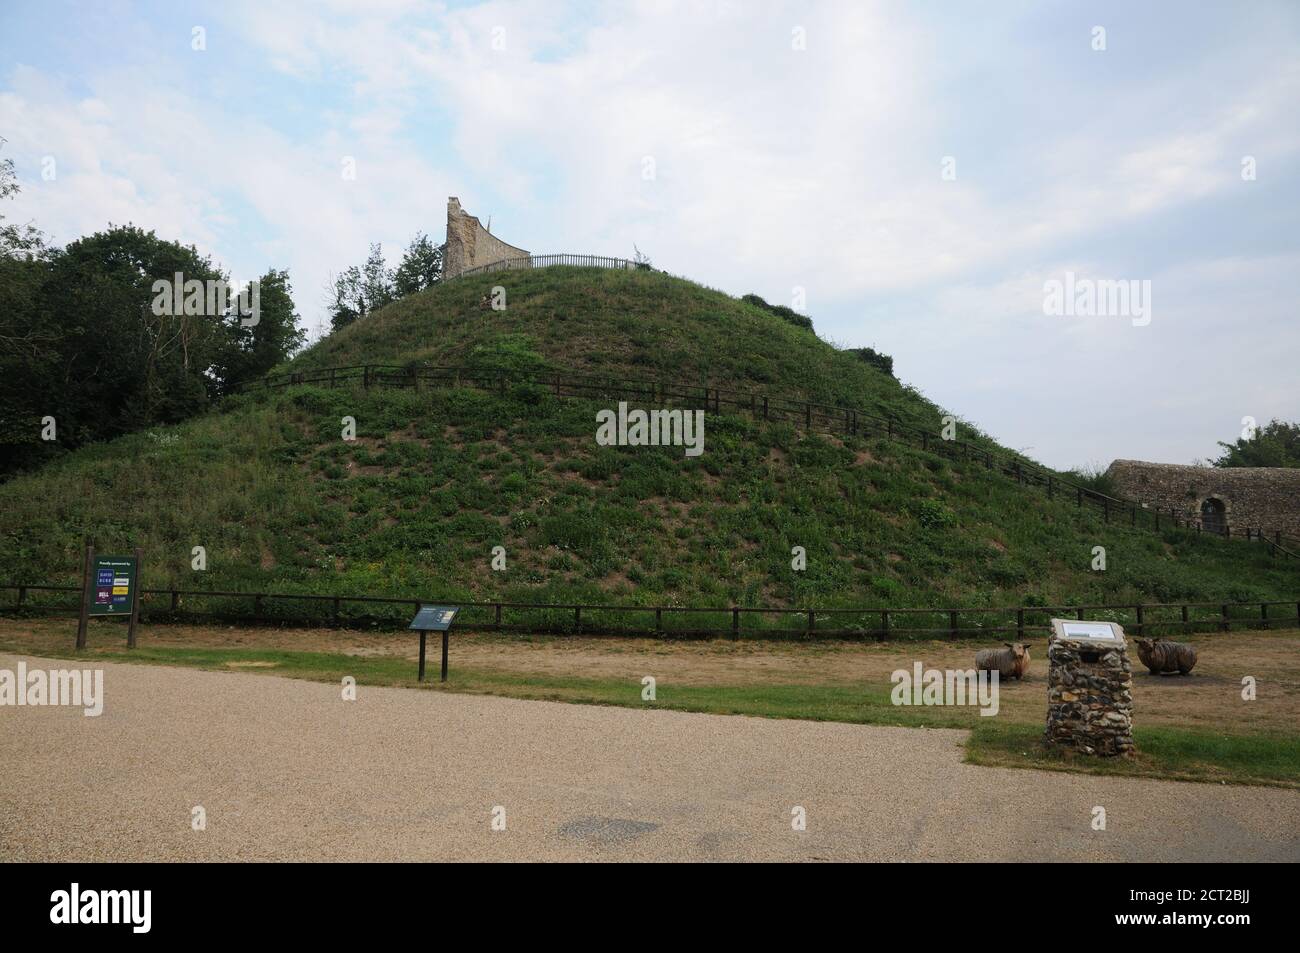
[1134,637,1197,675]
[974,642,1032,681]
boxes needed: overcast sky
[2,0,1297,470]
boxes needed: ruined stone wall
[444,197,530,278]
[1106,459,1300,537]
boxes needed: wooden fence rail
[3,583,1298,641]
[240,362,1300,558]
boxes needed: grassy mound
[1,267,1295,625]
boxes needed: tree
[0,143,58,473]
[1,215,304,475]
[394,232,442,297]
[328,243,397,331]
[1213,419,1300,468]
[362,243,394,313]
[0,138,55,365]
[209,269,306,395]
[47,226,228,424]
[0,137,46,261]
[328,265,365,330]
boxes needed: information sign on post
[408,605,460,682]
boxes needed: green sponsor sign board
[90,555,137,616]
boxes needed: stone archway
[1200,497,1226,535]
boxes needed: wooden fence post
[76,542,93,650]
[1016,608,1025,642]
[126,547,142,648]
[732,608,740,640]
[1134,604,1144,637]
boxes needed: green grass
[967,721,1300,787]
[1,267,1296,619]
[17,637,1295,787]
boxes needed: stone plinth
[1044,619,1134,757]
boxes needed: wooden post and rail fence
[6,579,1299,644]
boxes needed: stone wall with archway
[1106,459,1300,537]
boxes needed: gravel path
[2,653,1297,862]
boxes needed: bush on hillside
[846,346,895,378]
[742,293,813,331]
[1065,463,1118,497]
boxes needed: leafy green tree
[394,232,442,297]
[362,242,394,313]
[328,243,398,331]
[41,225,227,428]
[328,265,365,330]
[210,269,305,395]
[0,143,58,473]
[0,138,46,260]
[1213,419,1300,468]
[1,139,54,367]
[1,214,305,475]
